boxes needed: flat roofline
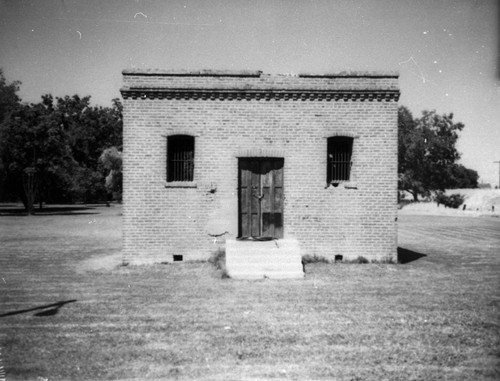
[122,69,399,78]
[122,69,263,77]
[298,71,399,78]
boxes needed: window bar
[345,150,348,180]
[338,148,342,180]
[175,150,178,181]
[343,150,345,180]
[182,150,185,181]
[341,149,343,180]
[178,150,181,181]
[183,150,186,181]
[179,150,182,181]
[340,150,343,180]
[175,151,178,181]
[341,147,345,180]
[342,146,346,180]
[184,150,187,181]
[344,150,347,180]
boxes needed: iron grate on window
[327,136,353,183]
[167,135,194,182]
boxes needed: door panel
[250,167,261,237]
[239,161,251,238]
[261,213,273,237]
[239,158,284,238]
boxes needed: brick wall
[121,71,399,264]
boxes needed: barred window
[167,135,194,182]
[327,136,353,183]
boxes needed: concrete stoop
[225,238,304,279]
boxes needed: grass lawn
[0,205,499,380]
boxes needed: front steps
[225,238,304,279]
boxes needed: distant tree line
[0,69,122,214]
[398,106,478,201]
[0,70,480,213]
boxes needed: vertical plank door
[239,158,283,239]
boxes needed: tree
[0,96,74,213]
[0,70,22,201]
[0,76,123,211]
[0,69,21,123]
[398,107,467,201]
[61,96,122,202]
[448,164,478,189]
[100,146,122,202]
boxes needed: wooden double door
[238,158,284,239]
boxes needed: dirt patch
[75,252,123,273]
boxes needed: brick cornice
[120,88,400,102]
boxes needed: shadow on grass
[398,247,427,264]
[0,205,99,216]
[0,299,77,317]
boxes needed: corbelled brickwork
[121,70,399,264]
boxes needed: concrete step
[229,271,305,280]
[227,262,303,272]
[227,256,302,266]
[225,238,304,280]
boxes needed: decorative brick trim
[121,88,400,102]
[235,148,286,158]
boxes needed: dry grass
[0,205,499,380]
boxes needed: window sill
[327,181,358,190]
[164,181,197,188]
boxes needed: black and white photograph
[0,1,499,380]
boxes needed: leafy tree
[0,69,21,123]
[0,70,22,201]
[434,192,465,208]
[100,146,122,202]
[448,164,478,189]
[0,96,74,213]
[52,95,117,202]
[0,70,123,211]
[61,97,122,202]
[398,106,467,201]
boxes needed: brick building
[120,69,399,272]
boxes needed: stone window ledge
[164,181,197,188]
[326,181,358,190]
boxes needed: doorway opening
[238,158,284,239]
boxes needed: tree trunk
[27,199,35,215]
[411,190,419,202]
[19,186,28,211]
[38,171,44,210]
[22,169,37,215]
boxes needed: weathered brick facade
[121,69,399,264]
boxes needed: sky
[0,0,499,185]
